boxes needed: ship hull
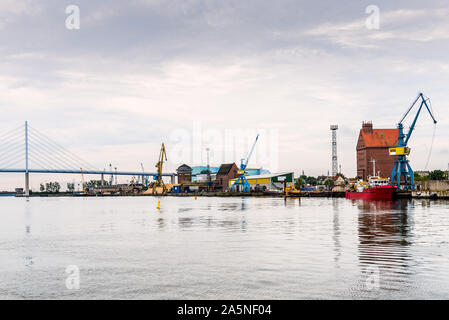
[345,185,397,200]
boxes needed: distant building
[216,163,239,190]
[246,168,271,175]
[415,170,430,177]
[177,164,192,183]
[356,121,398,180]
[196,173,217,182]
[191,166,219,176]
[190,166,219,182]
[190,166,269,181]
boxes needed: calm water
[1,196,449,299]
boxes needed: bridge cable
[0,148,25,166]
[28,138,92,171]
[28,126,98,171]
[28,125,97,170]
[28,143,82,171]
[28,129,96,170]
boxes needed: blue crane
[232,134,259,192]
[389,93,437,191]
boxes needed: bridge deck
[0,169,175,176]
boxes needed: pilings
[25,172,30,197]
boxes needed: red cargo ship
[346,177,397,200]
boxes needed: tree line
[38,179,107,193]
[415,170,448,181]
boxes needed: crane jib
[390,93,437,191]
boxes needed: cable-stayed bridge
[0,122,175,195]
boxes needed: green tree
[86,180,104,189]
[45,182,61,193]
[54,182,61,193]
[325,179,334,190]
[336,172,346,179]
[40,183,45,192]
[67,182,75,193]
[429,170,445,180]
[305,176,317,186]
[295,177,305,189]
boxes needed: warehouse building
[177,164,193,183]
[229,172,294,191]
[216,163,239,190]
[356,121,399,180]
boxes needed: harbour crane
[232,134,259,192]
[389,92,437,191]
[151,143,168,194]
[80,167,90,195]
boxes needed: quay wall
[413,180,449,199]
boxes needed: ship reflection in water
[356,199,414,295]
[0,197,449,299]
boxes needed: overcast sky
[1,0,449,190]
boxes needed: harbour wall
[413,180,449,199]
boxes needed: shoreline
[9,191,449,200]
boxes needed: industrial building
[216,163,239,190]
[175,163,271,190]
[177,164,192,183]
[356,121,398,180]
[229,172,294,191]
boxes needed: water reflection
[357,199,413,289]
[332,199,341,264]
[157,217,166,229]
[218,202,240,211]
[23,202,35,269]
[3,197,448,299]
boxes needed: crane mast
[232,134,259,192]
[389,93,437,191]
[151,143,168,194]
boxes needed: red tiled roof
[360,129,399,147]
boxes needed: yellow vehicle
[284,183,301,196]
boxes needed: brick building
[177,164,192,183]
[356,122,398,180]
[216,163,239,190]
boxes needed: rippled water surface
[1,196,449,299]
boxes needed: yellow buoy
[157,200,160,210]
[194,195,197,200]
